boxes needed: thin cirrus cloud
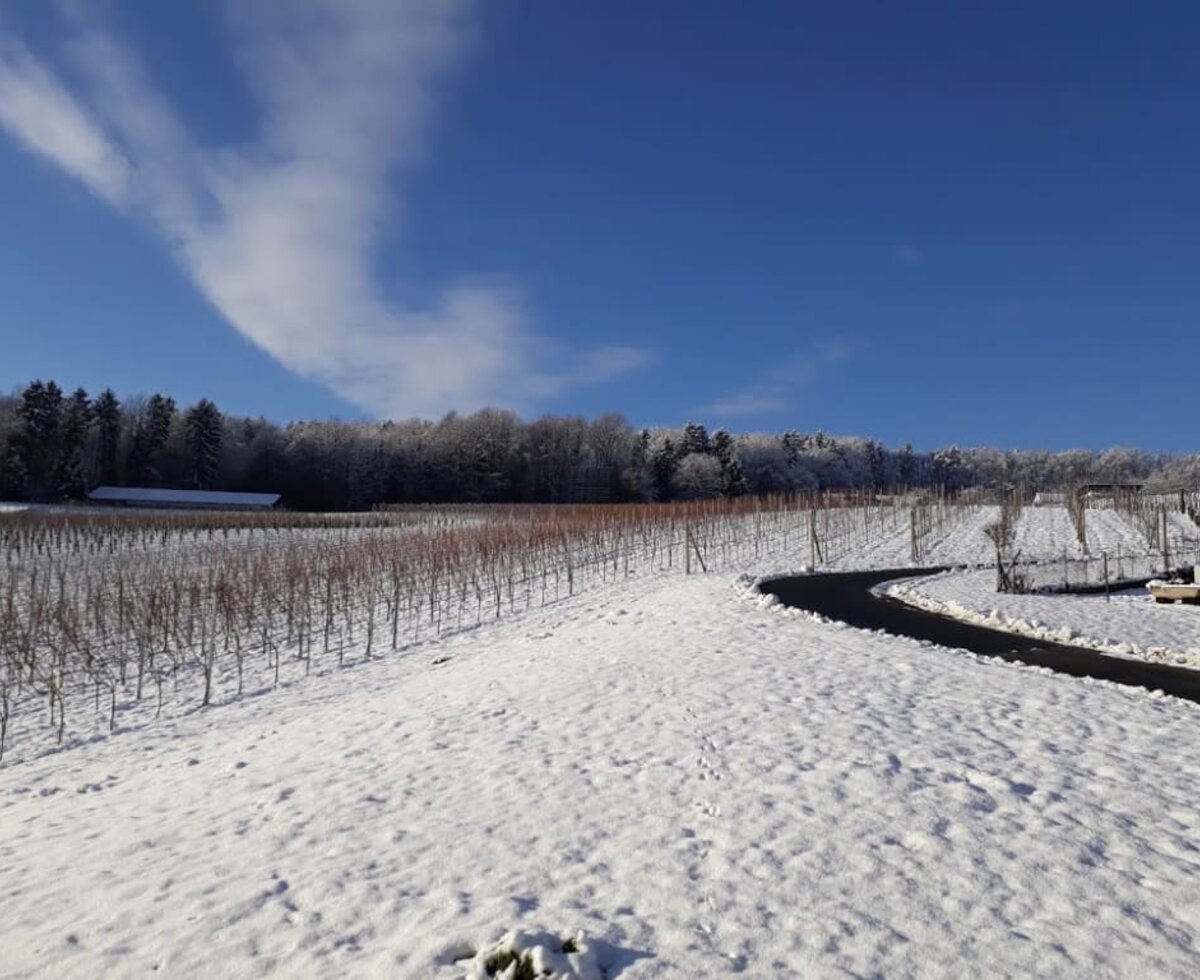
[0,1,653,419]
[0,38,130,205]
[701,340,860,419]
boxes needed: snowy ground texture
[886,568,1200,670]
[5,508,1200,977]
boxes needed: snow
[5,507,1200,977]
[821,503,1000,569]
[1011,506,1083,558]
[878,506,1200,669]
[1008,505,1200,564]
[811,503,1188,573]
[1075,506,1155,556]
[886,567,1200,669]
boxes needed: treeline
[0,379,1195,510]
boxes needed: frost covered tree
[650,434,679,501]
[2,374,1198,507]
[672,453,725,499]
[586,412,634,469]
[626,428,654,501]
[781,430,803,467]
[521,415,581,502]
[462,407,524,501]
[1097,447,1151,485]
[932,446,965,490]
[711,429,748,496]
[680,421,711,457]
[739,433,801,493]
[866,439,893,489]
[833,438,874,487]
[895,443,918,486]
[809,441,851,489]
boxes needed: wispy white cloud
[0,1,652,418]
[0,37,130,205]
[573,346,659,386]
[702,391,790,418]
[700,339,860,419]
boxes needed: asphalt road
[760,568,1200,705]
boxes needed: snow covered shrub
[459,929,600,979]
[485,947,536,979]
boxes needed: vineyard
[3,488,1196,762]
[4,491,1200,979]
[994,489,1200,593]
[0,492,986,761]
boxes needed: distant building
[1081,483,1144,509]
[1081,483,1144,497]
[87,487,282,511]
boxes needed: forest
[0,380,1194,511]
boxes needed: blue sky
[0,1,1197,451]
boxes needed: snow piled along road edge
[739,569,1192,706]
[885,569,1200,671]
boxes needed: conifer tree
[128,393,177,484]
[651,436,678,501]
[56,448,88,500]
[60,388,92,448]
[53,388,92,498]
[866,439,888,489]
[146,394,176,448]
[93,388,122,485]
[0,445,28,500]
[680,421,711,457]
[184,398,223,489]
[781,430,803,466]
[633,429,651,470]
[711,428,749,496]
[16,380,63,494]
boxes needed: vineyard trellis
[1,492,964,760]
[1007,488,1200,594]
[5,487,1193,760]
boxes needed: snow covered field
[822,502,999,569]
[882,505,1200,670]
[4,504,1200,978]
[886,569,1200,670]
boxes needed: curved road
[760,568,1200,705]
